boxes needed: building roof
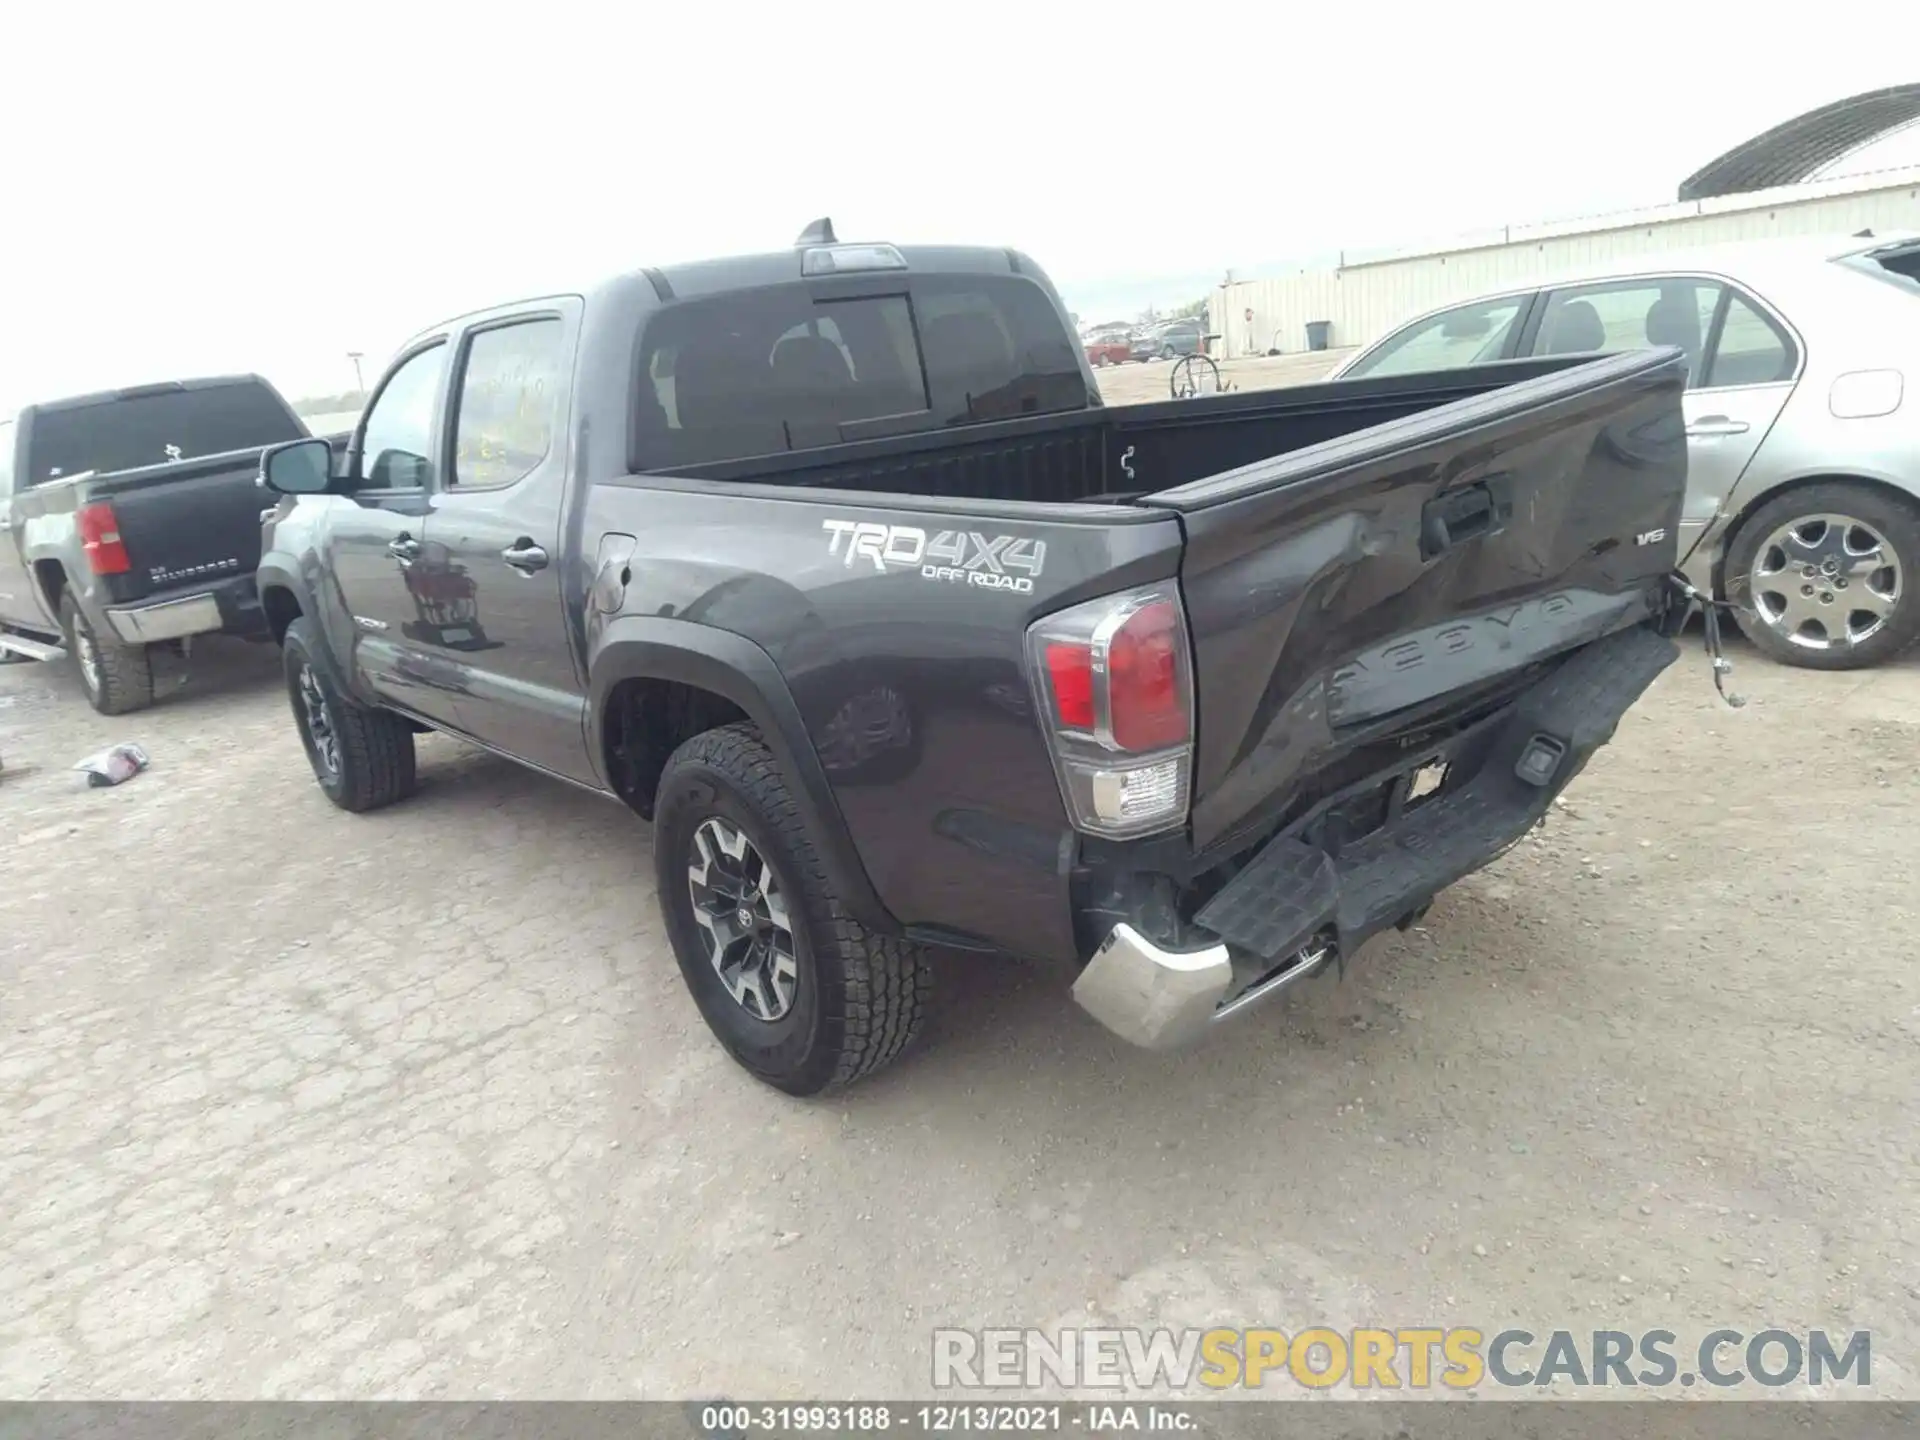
[1679,84,1920,201]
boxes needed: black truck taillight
[78,502,131,575]
[1026,584,1194,839]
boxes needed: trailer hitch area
[1667,573,1746,710]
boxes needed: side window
[452,318,566,488]
[1705,292,1796,388]
[1530,277,1723,386]
[359,344,447,489]
[0,420,13,496]
[1345,296,1528,379]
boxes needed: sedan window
[1704,292,1796,388]
[1529,278,1723,387]
[1345,296,1528,378]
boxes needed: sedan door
[1518,275,1797,560]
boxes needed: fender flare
[588,615,899,936]
[255,557,317,636]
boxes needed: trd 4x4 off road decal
[821,519,1047,595]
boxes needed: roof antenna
[1854,227,1875,237]
[795,217,837,247]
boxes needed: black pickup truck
[0,375,340,713]
[255,221,1692,1094]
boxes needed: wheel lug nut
[1801,584,1814,596]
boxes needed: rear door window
[22,382,305,485]
[1527,277,1724,386]
[632,276,1089,470]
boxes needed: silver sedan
[1332,233,1920,669]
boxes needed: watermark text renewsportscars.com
[932,1327,1871,1392]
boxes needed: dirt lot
[4,354,1919,1399]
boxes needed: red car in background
[1082,325,1134,367]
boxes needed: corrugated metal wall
[1217,167,1920,359]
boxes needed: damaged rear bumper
[1071,623,1678,1049]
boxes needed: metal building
[1216,164,1920,361]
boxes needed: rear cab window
[23,381,305,486]
[631,275,1089,470]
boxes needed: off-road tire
[60,593,154,715]
[653,721,932,1095]
[283,616,417,812]
[1725,482,1920,671]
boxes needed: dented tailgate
[1144,348,1689,852]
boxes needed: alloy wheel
[298,663,340,778]
[686,816,799,1021]
[1748,512,1903,652]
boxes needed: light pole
[346,352,365,396]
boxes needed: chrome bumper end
[105,593,223,645]
[1071,923,1234,1051]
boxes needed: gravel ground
[5,627,1917,1402]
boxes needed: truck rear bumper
[1071,622,1679,1050]
[104,575,265,646]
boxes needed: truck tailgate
[1144,347,1688,852]
[88,450,267,601]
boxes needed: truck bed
[655,355,1595,506]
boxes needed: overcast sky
[1,1,1913,410]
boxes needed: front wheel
[282,617,417,810]
[653,722,932,1095]
[1725,483,1920,670]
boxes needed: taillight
[78,502,131,576]
[1027,585,1195,839]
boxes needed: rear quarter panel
[583,477,1184,963]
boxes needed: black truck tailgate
[85,450,269,600]
[1143,347,1689,852]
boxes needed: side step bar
[0,633,67,662]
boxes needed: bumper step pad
[1195,625,1678,962]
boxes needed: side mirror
[260,437,335,495]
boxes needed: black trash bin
[1305,320,1332,352]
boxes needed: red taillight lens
[1107,599,1188,750]
[1026,585,1195,839]
[78,502,131,576]
[1045,642,1095,730]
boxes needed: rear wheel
[283,616,417,810]
[653,722,932,1095]
[59,594,154,715]
[1726,482,1920,670]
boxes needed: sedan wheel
[1728,483,1920,670]
[1748,513,1901,653]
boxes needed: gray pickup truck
[0,375,336,713]
[254,221,1693,1095]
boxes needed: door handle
[388,534,422,561]
[1686,416,1751,438]
[1420,477,1512,560]
[501,539,549,572]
